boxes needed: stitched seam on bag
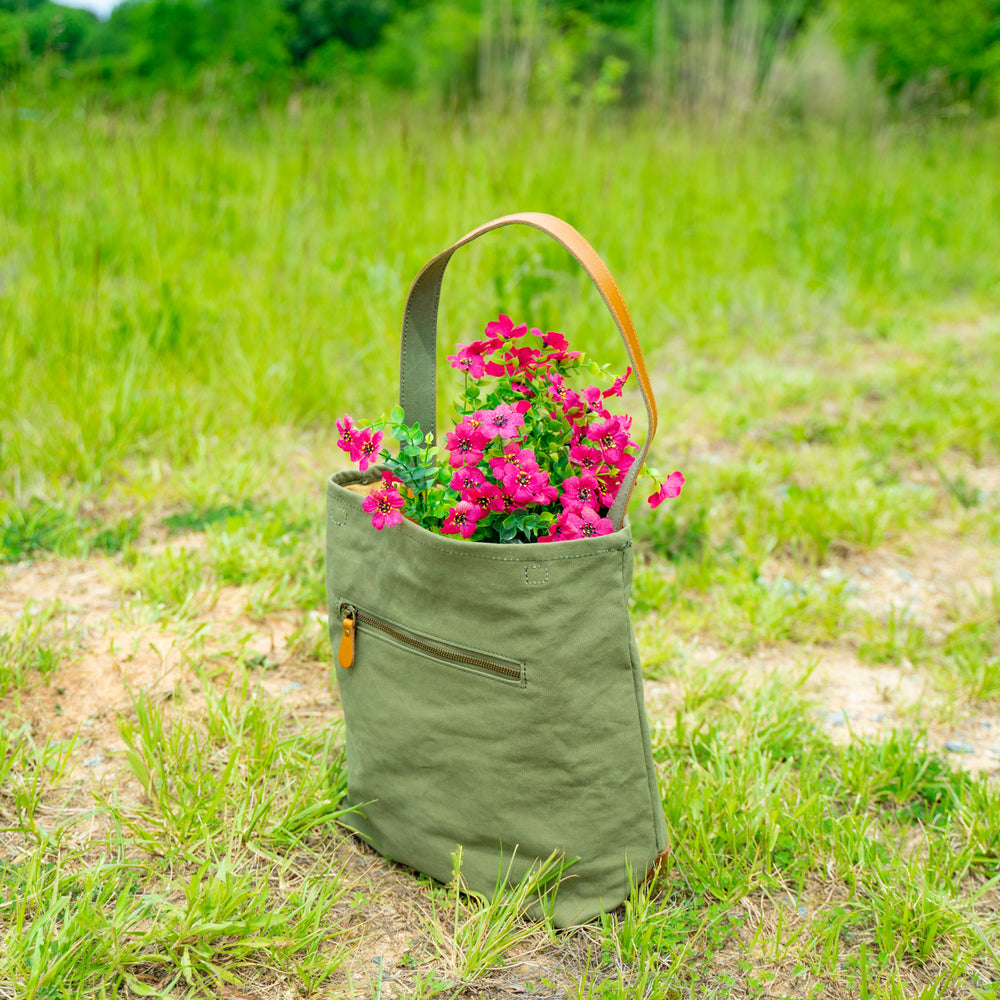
[328,501,349,527]
[524,565,548,586]
[621,546,666,854]
[402,530,631,563]
[325,485,633,561]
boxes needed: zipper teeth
[347,607,522,681]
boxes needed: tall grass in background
[0,89,998,503]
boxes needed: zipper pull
[338,609,356,669]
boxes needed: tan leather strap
[399,212,657,528]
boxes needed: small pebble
[796,905,808,918]
[280,681,303,694]
[84,756,104,768]
[894,569,915,583]
[825,709,850,727]
[944,741,975,754]
[859,566,874,577]
[980,721,993,729]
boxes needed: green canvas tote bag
[326,213,668,927]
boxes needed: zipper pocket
[338,603,524,685]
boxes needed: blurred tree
[283,0,395,64]
[549,0,643,30]
[121,0,211,76]
[80,0,292,83]
[0,12,27,81]
[208,0,292,76]
[3,0,998,115]
[838,0,1000,99]
[2,1,97,60]
[371,0,479,97]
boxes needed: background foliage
[1,0,999,111]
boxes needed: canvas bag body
[326,213,668,926]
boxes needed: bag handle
[399,212,657,529]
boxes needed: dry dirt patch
[1,551,337,794]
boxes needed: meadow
[1,93,1000,998]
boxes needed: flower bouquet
[336,314,683,544]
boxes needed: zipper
[338,604,522,683]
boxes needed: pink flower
[538,507,615,542]
[559,474,604,511]
[566,505,615,538]
[479,402,526,441]
[497,484,518,510]
[505,345,544,374]
[581,385,609,416]
[603,366,632,398]
[585,416,630,465]
[546,372,570,405]
[613,447,637,474]
[465,483,505,516]
[361,486,405,530]
[598,468,625,501]
[336,414,358,455]
[463,411,491,440]
[484,314,527,341]
[489,444,538,481]
[449,466,486,492]
[537,327,581,363]
[483,359,513,377]
[446,339,501,379]
[501,464,552,507]
[535,482,559,505]
[445,421,487,467]
[338,419,382,469]
[648,472,685,508]
[356,429,383,471]
[441,501,482,539]
[568,443,605,473]
[563,398,588,426]
[539,509,585,543]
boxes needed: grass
[0,499,142,563]
[1,91,1000,998]
[0,604,69,698]
[2,99,1000,498]
[123,499,325,621]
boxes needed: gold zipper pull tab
[338,611,356,669]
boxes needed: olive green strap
[399,213,657,528]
